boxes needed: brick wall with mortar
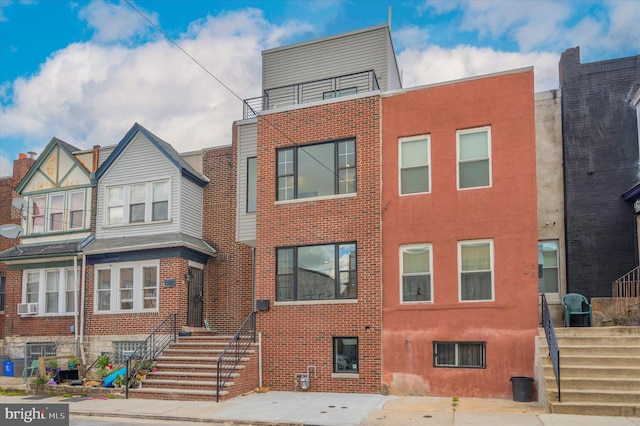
[560,47,640,299]
[202,140,254,335]
[255,96,383,393]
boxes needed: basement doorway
[187,266,203,327]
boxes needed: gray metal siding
[179,176,203,238]
[386,35,402,90]
[95,133,181,238]
[237,121,257,244]
[263,26,391,92]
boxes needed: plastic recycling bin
[510,376,533,402]
[3,360,14,377]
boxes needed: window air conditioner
[17,303,38,315]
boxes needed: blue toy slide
[103,367,126,387]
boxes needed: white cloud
[0,7,313,165]
[79,0,157,44]
[394,25,430,50]
[397,45,559,92]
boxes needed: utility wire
[123,0,357,194]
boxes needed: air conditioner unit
[17,303,38,315]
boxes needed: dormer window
[106,179,170,226]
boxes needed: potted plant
[67,357,79,370]
[95,354,110,379]
[45,358,58,373]
[113,374,127,389]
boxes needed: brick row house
[4,23,634,400]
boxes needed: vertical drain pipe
[258,331,262,388]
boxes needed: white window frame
[399,135,431,195]
[26,190,87,235]
[68,190,86,229]
[48,193,65,232]
[94,261,160,313]
[457,126,492,190]
[21,268,78,316]
[400,243,433,303]
[105,179,171,226]
[458,239,494,302]
[30,195,46,234]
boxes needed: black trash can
[510,376,533,402]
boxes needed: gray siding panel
[237,122,257,244]
[263,26,392,92]
[386,35,402,90]
[179,176,203,238]
[96,133,181,238]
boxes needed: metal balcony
[243,69,379,119]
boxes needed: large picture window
[434,341,486,368]
[277,139,356,201]
[457,127,491,189]
[28,191,87,234]
[276,243,357,301]
[106,180,170,225]
[399,135,430,195]
[459,240,494,301]
[94,261,159,313]
[401,244,432,303]
[538,241,559,294]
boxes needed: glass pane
[152,201,168,221]
[403,247,430,273]
[50,213,63,231]
[32,216,44,233]
[277,248,293,274]
[402,139,428,167]
[298,144,334,198]
[247,157,257,213]
[403,275,431,301]
[338,167,356,194]
[108,206,123,224]
[70,191,84,210]
[435,342,455,366]
[337,140,355,168]
[277,149,293,176]
[461,271,492,300]
[278,176,293,201]
[108,187,123,207]
[459,160,490,188]
[459,131,488,160]
[130,184,145,204]
[276,275,294,301]
[120,268,134,310]
[98,270,111,290]
[46,271,59,292]
[153,181,168,201]
[130,204,145,222]
[70,210,83,228]
[401,166,429,194]
[459,343,483,367]
[461,243,490,271]
[334,337,358,373]
[32,196,45,216]
[297,245,335,300]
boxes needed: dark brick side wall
[560,48,640,298]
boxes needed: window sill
[103,219,172,228]
[275,192,357,205]
[274,299,358,307]
[331,373,359,379]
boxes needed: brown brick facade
[254,96,383,393]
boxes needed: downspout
[73,256,79,355]
[79,253,87,366]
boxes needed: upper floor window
[247,157,257,213]
[399,135,430,195]
[277,139,356,201]
[276,243,357,301]
[20,268,78,315]
[457,127,491,189]
[0,274,5,312]
[538,241,559,294]
[28,190,86,235]
[458,239,494,302]
[95,261,159,313]
[401,244,432,303]
[106,180,170,225]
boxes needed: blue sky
[1,0,639,176]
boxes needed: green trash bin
[510,376,533,402]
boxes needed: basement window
[433,341,486,368]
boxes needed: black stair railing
[216,311,257,402]
[124,313,177,398]
[541,294,561,402]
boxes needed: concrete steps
[128,329,258,402]
[537,326,640,416]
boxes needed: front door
[187,267,204,327]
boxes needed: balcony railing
[243,69,379,119]
[612,266,640,320]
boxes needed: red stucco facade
[380,70,539,398]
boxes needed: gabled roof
[94,123,209,187]
[15,137,85,193]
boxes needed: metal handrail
[124,313,177,398]
[541,294,561,402]
[612,266,640,319]
[242,69,380,119]
[215,311,256,402]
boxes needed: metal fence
[0,340,76,382]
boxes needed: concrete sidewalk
[1,377,639,425]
